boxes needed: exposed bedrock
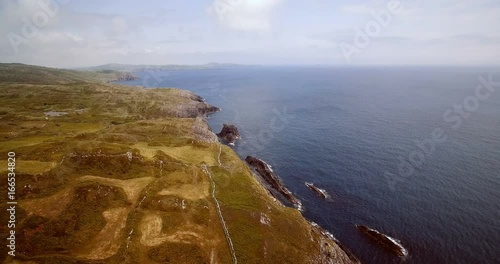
[357,225,408,257]
[305,182,331,199]
[217,124,240,144]
[245,156,302,210]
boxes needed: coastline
[201,101,359,263]
[0,61,358,262]
[110,71,360,264]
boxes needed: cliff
[0,64,356,264]
[245,156,302,210]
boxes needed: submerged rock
[245,156,302,210]
[217,124,240,145]
[357,225,408,257]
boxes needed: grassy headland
[0,63,356,264]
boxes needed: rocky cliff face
[192,117,219,143]
[217,124,240,144]
[245,156,302,210]
[174,103,220,118]
[171,90,220,118]
[244,156,359,263]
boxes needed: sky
[0,0,499,68]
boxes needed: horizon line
[2,62,500,70]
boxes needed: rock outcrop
[357,225,408,257]
[116,72,138,81]
[183,104,220,117]
[245,156,302,210]
[305,182,330,199]
[172,90,220,118]
[311,222,361,264]
[217,124,240,145]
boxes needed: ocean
[118,66,500,264]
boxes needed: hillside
[0,64,357,264]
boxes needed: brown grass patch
[133,143,218,165]
[15,160,57,174]
[139,212,202,247]
[157,181,209,200]
[77,175,155,204]
[19,187,73,219]
[78,207,129,260]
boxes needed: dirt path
[217,144,222,166]
[202,164,237,264]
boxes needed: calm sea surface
[118,66,500,264]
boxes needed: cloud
[0,0,499,67]
[310,29,412,45]
[428,34,500,46]
[339,4,374,14]
[0,0,144,66]
[209,0,284,32]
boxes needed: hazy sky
[1,0,499,67]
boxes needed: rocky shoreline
[245,156,303,211]
[151,86,408,263]
[312,222,361,264]
[198,113,360,263]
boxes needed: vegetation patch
[16,183,129,258]
[13,160,57,175]
[77,175,155,204]
[148,242,207,264]
[19,186,74,219]
[78,207,130,260]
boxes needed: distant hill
[79,62,248,72]
[0,63,129,84]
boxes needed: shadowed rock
[357,225,408,257]
[245,156,302,210]
[217,124,240,145]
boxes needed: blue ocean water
[118,66,500,264]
